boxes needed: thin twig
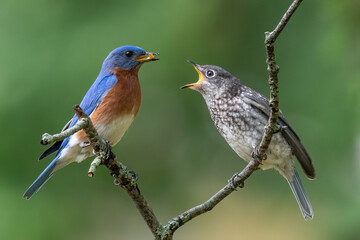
[159,160,259,239]
[40,105,161,238]
[265,0,303,44]
[72,105,162,237]
[257,0,303,160]
[40,118,90,145]
[159,0,303,239]
[39,2,303,238]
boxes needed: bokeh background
[1,0,359,239]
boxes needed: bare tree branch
[73,105,162,238]
[39,1,303,239]
[41,105,161,239]
[158,0,304,239]
[158,160,260,239]
[257,0,303,160]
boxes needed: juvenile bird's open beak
[181,60,204,90]
[136,52,159,62]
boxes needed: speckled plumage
[182,62,315,220]
[204,84,294,179]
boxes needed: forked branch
[39,1,303,239]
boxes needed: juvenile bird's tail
[288,169,314,220]
[23,158,57,200]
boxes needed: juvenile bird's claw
[252,146,266,164]
[272,124,282,133]
[228,173,242,190]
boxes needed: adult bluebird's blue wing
[69,73,118,128]
[25,73,118,199]
[58,73,118,152]
[39,73,118,159]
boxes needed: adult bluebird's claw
[129,170,138,180]
[103,140,112,160]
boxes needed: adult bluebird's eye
[206,70,215,78]
[125,51,133,57]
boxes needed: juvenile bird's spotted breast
[183,63,314,219]
[206,93,292,173]
[207,95,258,152]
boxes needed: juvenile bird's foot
[272,123,282,133]
[252,146,266,164]
[228,173,244,190]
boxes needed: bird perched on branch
[23,45,159,199]
[181,61,315,220]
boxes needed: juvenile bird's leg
[227,147,265,189]
[251,146,267,164]
[228,173,245,190]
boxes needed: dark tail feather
[288,170,314,220]
[39,141,62,160]
[23,159,57,200]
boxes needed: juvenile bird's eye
[125,51,133,57]
[206,70,215,78]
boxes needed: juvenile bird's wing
[241,86,315,179]
[39,73,118,158]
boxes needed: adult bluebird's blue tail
[23,158,58,200]
[288,169,314,220]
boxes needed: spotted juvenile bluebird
[182,62,315,220]
[23,46,158,199]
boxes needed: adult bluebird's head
[103,45,159,71]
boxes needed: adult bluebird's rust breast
[91,68,142,125]
[75,68,141,142]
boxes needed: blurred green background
[1,0,359,239]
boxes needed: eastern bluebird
[182,62,315,220]
[23,46,158,199]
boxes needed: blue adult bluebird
[23,45,158,199]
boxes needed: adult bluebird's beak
[181,60,204,89]
[136,52,159,62]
